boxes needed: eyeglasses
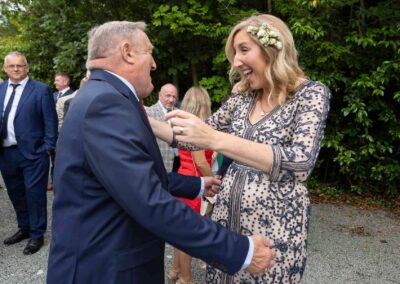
[5,64,27,69]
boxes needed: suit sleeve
[42,85,58,150]
[82,92,249,275]
[167,172,200,199]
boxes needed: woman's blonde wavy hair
[181,86,211,120]
[225,14,306,105]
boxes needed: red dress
[176,149,213,213]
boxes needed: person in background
[48,71,74,191]
[168,86,214,284]
[47,20,276,284]
[153,13,331,283]
[53,72,74,103]
[56,73,89,130]
[0,51,57,255]
[146,83,179,173]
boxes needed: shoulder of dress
[226,91,254,105]
[293,80,331,101]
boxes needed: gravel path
[1,182,399,283]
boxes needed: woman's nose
[233,55,242,68]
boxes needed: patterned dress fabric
[177,149,213,213]
[203,80,331,283]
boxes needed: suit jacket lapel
[15,78,34,119]
[90,69,152,133]
[0,81,8,120]
[90,69,168,183]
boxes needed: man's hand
[246,235,276,276]
[203,175,221,197]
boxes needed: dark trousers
[0,147,49,239]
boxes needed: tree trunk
[172,55,179,93]
[359,0,366,36]
[191,62,198,86]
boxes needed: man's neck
[9,76,28,84]
[158,101,172,113]
[59,87,70,93]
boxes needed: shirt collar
[59,87,70,94]
[104,70,139,102]
[8,76,29,89]
[158,100,171,113]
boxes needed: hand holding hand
[246,235,276,276]
[165,110,217,149]
[203,175,221,197]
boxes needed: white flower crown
[246,23,283,50]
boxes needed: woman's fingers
[172,126,185,135]
[165,109,193,120]
[169,116,202,130]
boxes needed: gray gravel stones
[1,182,399,284]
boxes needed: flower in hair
[246,23,282,50]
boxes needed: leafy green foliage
[0,0,399,197]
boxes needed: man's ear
[120,41,135,64]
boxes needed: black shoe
[3,230,30,245]
[23,237,44,255]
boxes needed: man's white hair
[87,21,146,60]
[4,51,29,66]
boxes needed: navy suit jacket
[47,69,249,283]
[0,78,57,159]
[53,88,74,103]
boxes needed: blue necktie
[1,84,20,141]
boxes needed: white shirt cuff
[197,177,205,197]
[240,236,253,270]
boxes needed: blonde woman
[152,14,331,283]
[168,86,214,284]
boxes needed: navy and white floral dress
[205,80,331,283]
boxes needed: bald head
[158,84,178,110]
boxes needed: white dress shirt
[57,87,71,98]
[158,100,170,114]
[2,76,29,147]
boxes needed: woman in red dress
[168,86,213,284]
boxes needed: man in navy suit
[52,72,74,103]
[47,21,276,283]
[0,51,58,255]
[47,72,74,191]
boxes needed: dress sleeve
[269,83,331,182]
[177,93,241,151]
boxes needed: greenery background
[1,0,399,199]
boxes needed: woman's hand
[165,110,218,149]
[166,110,273,174]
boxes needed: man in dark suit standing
[0,51,58,255]
[47,72,74,191]
[47,21,276,283]
[52,72,74,103]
